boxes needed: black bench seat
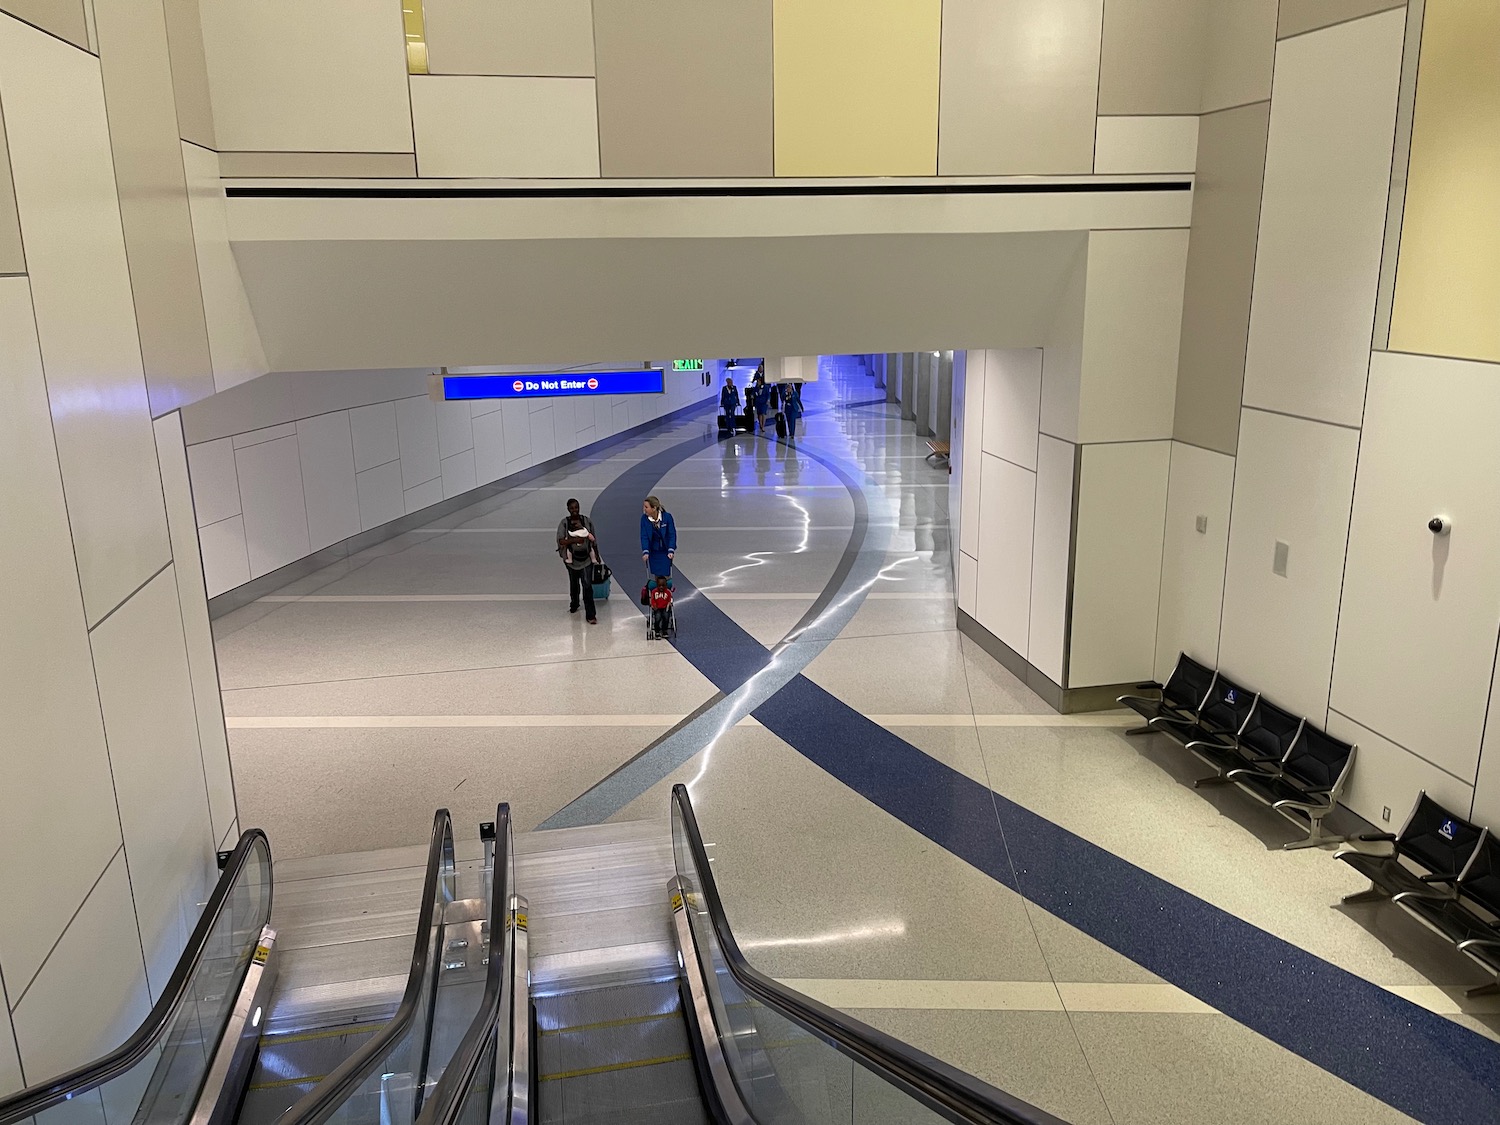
[1188,697,1302,788]
[1335,791,1483,903]
[1393,828,1500,996]
[1118,653,1216,734]
[1225,726,1357,850]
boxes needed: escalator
[0,787,1064,1125]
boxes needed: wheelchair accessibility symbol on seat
[1439,819,1458,840]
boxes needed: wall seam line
[195,511,243,533]
[86,559,173,635]
[9,844,125,1010]
[0,10,94,56]
[1240,403,1360,431]
[1276,4,1407,45]
[0,955,21,1085]
[1469,626,1500,819]
[1327,707,1481,789]
[1091,0,1106,174]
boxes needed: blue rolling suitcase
[591,562,611,601]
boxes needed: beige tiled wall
[1098,0,1208,115]
[1277,0,1406,39]
[425,0,595,77]
[0,104,22,274]
[0,0,88,50]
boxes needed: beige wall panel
[218,151,417,178]
[974,452,1036,657]
[1093,116,1198,174]
[774,0,940,176]
[1069,441,1171,688]
[410,75,599,178]
[90,569,217,997]
[1098,0,1207,114]
[181,142,268,393]
[0,0,87,48]
[1277,0,1405,39]
[1474,663,1500,827]
[1028,435,1076,685]
[0,276,124,1000]
[1077,228,1189,444]
[1154,441,1234,682]
[1202,0,1278,112]
[94,0,215,415]
[1173,102,1272,455]
[0,1012,18,1098]
[594,0,772,178]
[938,0,1101,175]
[0,17,171,626]
[957,351,985,561]
[1388,0,1500,366]
[199,0,413,153]
[1218,408,1359,721]
[426,0,594,77]
[1241,10,1404,427]
[10,854,150,1080]
[0,102,23,274]
[1039,242,1088,443]
[979,348,1043,472]
[161,0,213,148]
[1329,352,1500,783]
[153,412,236,845]
[1329,710,1475,835]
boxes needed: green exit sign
[672,359,705,372]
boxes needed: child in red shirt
[649,575,673,638]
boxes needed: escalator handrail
[280,808,457,1125]
[413,804,512,1125]
[0,830,274,1125]
[670,784,1067,1125]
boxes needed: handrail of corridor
[670,784,1067,1125]
[0,830,275,1125]
[279,807,458,1125]
[413,804,516,1125]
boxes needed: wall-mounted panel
[0,103,23,275]
[162,0,215,148]
[0,18,171,625]
[0,0,88,49]
[356,459,404,530]
[1201,0,1277,113]
[1098,0,1206,115]
[1329,351,1500,783]
[1277,0,1406,40]
[199,0,413,153]
[1093,116,1199,174]
[186,437,240,526]
[199,515,249,597]
[435,400,473,458]
[957,351,985,561]
[0,277,124,995]
[410,75,599,178]
[958,551,978,618]
[1028,435,1076,685]
[180,142,269,394]
[774,0,940,176]
[297,412,361,552]
[0,1012,18,1099]
[472,408,507,482]
[10,853,149,1080]
[1154,441,1235,682]
[154,414,236,845]
[937,0,1100,175]
[216,152,417,178]
[441,449,477,498]
[1069,441,1170,688]
[394,396,440,489]
[974,454,1035,657]
[594,0,772,177]
[1039,243,1088,443]
[89,569,216,997]
[1174,101,1272,455]
[350,401,400,472]
[1241,9,1405,427]
[235,435,310,578]
[1388,0,1500,366]
[1474,665,1500,827]
[93,0,215,416]
[1078,229,1189,444]
[403,475,444,514]
[979,348,1042,472]
[425,0,594,77]
[502,399,532,463]
[1218,408,1359,720]
[528,404,557,462]
[1328,710,1474,834]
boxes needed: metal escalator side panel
[669,877,755,1125]
[505,895,529,1125]
[187,928,278,1125]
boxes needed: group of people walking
[719,366,804,439]
[557,494,677,635]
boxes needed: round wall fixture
[1428,516,1452,535]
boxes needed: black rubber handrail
[671,784,1068,1125]
[280,808,456,1125]
[0,830,274,1125]
[413,805,511,1125]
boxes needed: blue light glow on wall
[442,369,665,401]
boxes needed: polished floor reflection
[216,358,1497,1125]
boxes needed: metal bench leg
[1341,885,1390,905]
[1283,813,1345,851]
[1465,981,1500,998]
[1193,774,1235,788]
[1125,726,1154,737]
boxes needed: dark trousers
[785,415,798,437]
[567,566,596,616]
[652,607,670,635]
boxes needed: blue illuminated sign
[443,369,664,401]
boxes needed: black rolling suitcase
[739,404,755,433]
[774,411,787,438]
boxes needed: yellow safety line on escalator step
[247,1074,327,1091]
[539,1011,678,1036]
[539,1052,690,1082]
[263,1021,384,1045]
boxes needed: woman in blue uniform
[640,495,677,580]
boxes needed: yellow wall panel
[773,0,941,176]
[1389,0,1500,365]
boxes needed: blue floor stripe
[548,404,1500,1124]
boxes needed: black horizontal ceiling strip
[226,179,1191,200]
